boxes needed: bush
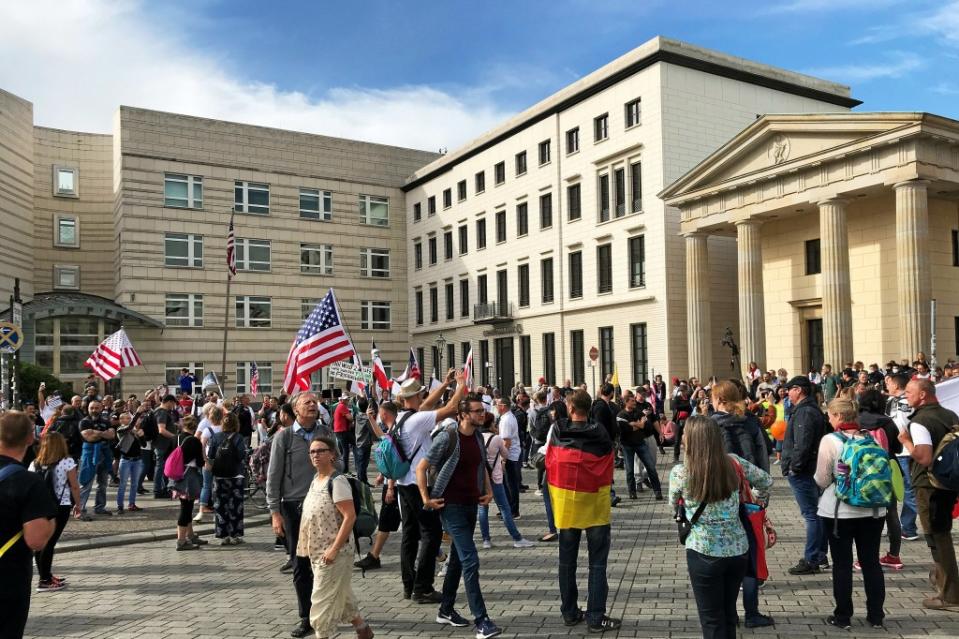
[15,361,73,404]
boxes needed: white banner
[329,361,373,383]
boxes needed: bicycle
[243,462,268,510]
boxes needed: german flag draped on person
[545,413,614,529]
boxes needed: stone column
[818,198,853,367]
[736,220,766,376]
[685,232,712,380]
[894,180,932,359]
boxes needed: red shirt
[333,402,351,433]
[443,432,482,505]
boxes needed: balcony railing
[473,301,513,324]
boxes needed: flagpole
[220,272,232,394]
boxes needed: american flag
[84,328,142,381]
[226,213,237,277]
[282,289,354,394]
[250,362,259,396]
[463,346,474,390]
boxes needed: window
[415,290,424,325]
[414,241,423,270]
[164,233,203,268]
[594,113,609,142]
[428,236,437,265]
[359,194,389,226]
[625,98,642,128]
[630,161,643,212]
[413,202,422,222]
[54,265,79,290]
[430,286,438,323]
[53,166,78,197]
[518,263,530,307]
[54,215,78,248]
[461,342,471,364]
[515,151,527,176]
[235,296,272,328]
[597,244,612,294]
[237,238,272,272]
[570,329,585,385]
[234,181,270,214]
[236,362,273,395]
[541,257,554,303]
[301,298,321,320]
[520,335,532,385]
[476,218,487,249]
[569,251,583,299]
[165,363,204,392]
[460,279,470,317]
[538,139,551,165]
[164,174,203,208]
[444,231,453,261]
[417,348,425,373]
[300,243,332,275]
[443,188,452,209]
[628,235,646,288]
[445,282,454,320]
[447,343,456,371]
[516,202,528,237]
[457,180,467,202]
[299,188,332,220]
[952,229,959,266]
[360,247,390,278]
[480,341,490,386]
[543,333,556,385]
[495,210,506,243]
[599,326,614,380]
[567,183,581,221]
[361,301,391,330]
[566,127,579,154]
[475,171,485,193]
[494,161,506,185]
[805,239,822,275]
[598,174,610,222]
[428,196,436,216]
[614,167,626,217]
[165,293,203,327]
[631,323,648,386]
[478,274,488,304]
[540,193,553,229]
[496,269,508,308]
[458,225,468,255]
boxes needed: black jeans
[138,447,155,490]
[0,587,30,639]
[558,524,611,626]
[820,516,885,625]
[673,419,687,461]
[35,505,71,581]
[280,500,313,622]
[335,431,355,474]
[397,483,443,596]
[686,549,747,639]
[504,459,522,517]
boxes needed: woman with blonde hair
[669,415,772,638]
[29,432,81,590]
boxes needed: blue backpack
[374,411,419,480]
[833,431,892,511]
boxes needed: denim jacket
[425,427,486,499]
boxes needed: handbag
[675,498,708,545]
[731,457,769,580]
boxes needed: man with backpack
[898,379,959,610]
[591,384,622,508]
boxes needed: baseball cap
[784,376,813,393]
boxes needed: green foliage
[14,361,73,403]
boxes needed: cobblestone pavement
[24,458,959,639]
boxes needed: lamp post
[435,333,447,376]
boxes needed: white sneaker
[482,540,493,549]
[219,537,233,546]
[193,511,204,523]
[513,538,536,548]
[534,490,543,496]
[438,561,448,577]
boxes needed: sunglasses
[309,448,332,456]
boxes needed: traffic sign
[0,322,23,354]
[588,346,599,362]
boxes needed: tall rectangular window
[518,263,530,307]
[236,238,272,272]
[164,174,203,208]
[458,225,468,255]
[164,233,203,268]
[444,230,453,261]
[461,342,471,365]
[542,333,556,385]
[478,274,488,305]
[952,229,959,266]
[598,174,610,222]
[234,181,270,214]
[361,301,391,330]
[299,188,332,221]
[165,293,203,327]
[443,188,452,209]
[541,258,554,303]
[475,171,485,193]
[494,162,506,185]
[360,247,390,278]
[516,202,528,237]
[428,196,436,216]
[599,326,614,380]
[359,194,389,226]
[496,269,508,309]
[476,218,487,249]
[300,243,332,275]
[628,235,645,288]
[566,127,579,154]
[570,330,585,385]
[631,323,648,386]
[54,215,79,248]
[539,139,551,165]
[235,296,271,328]
[447,343,456,372]
[428,236,437,265]
[480,341,490,386]
[540,193,552,229]
[630,161,643,212]
[445,282,454,320]
[569,251,583,299]
[515,151,527,176]
[520,335,532,385]
[415,290,424,325]
[495,210,507,243]
[414,241,422,270]
[460,279,470,317]
[567,183,581,221]
[594,113,609,141]
[457,180,467,202]
[413,202,422,222]
[805,239,822,275]
[614,167,626,217]
[597,244,612,294]
[625,98,642,128]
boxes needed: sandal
[538,532,558,542]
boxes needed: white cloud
[917,1,959,46]
[803,51,922,83]
[932,82,959,95]
[0,0,516,151]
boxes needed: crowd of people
[1,353,959,639]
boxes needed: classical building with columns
[661,113,959,380]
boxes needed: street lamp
[435,333,447,374]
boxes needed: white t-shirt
[395,410,439,486]
[482,432,508,483]
[497,411,521,461]
[908,422,933,447]
[29,457,76,506]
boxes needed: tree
[15,361,73,404]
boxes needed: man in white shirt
[495,398,522,519]
[885,372,919,540]
[394,370,465,604]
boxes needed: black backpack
[532,407,552,442]
[139,410,159,442]
[511,406,529,436]
[35,463,67,504]
[233,406,254,437]
[51,414,82,459]
[932,429,959,491]
[211,434,240,477]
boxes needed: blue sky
[1,0,957,150]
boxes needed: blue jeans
[558,524,611,625]
[154,448,170,497]
[897,457,918,537]
[116,457,142,508]
[543,474,557,534]
[478,482,522,542]
[79,459,110,513]
[200,466,214,507]
[742,576,761,620]
[355,445,371,484]
[788,473,828,564]
[622,442,662,495]
[440,503,488,623]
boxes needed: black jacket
[713,411,770,473]
[857,411,902,457]
[781,396,827,477]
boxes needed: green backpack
[833,431,892,512]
